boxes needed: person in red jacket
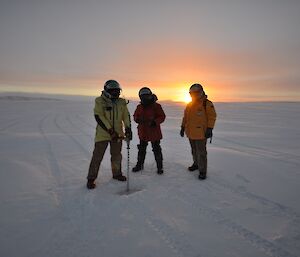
[132,87,166,174]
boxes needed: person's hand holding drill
[108,128,119,141]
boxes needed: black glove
[108,128,119,140]
[205,128,213,138]
[180,126,185,137]
[136,117,144,124]
[149,120,156,127]
[125,127,133,141]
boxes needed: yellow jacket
[182,97,217,140]
[94,92,131,142]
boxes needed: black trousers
[136,140,163,170]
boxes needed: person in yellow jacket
[180,83,217,180]
[87,80,132,189]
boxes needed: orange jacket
[181,98,217,140]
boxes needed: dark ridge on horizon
[0,95,62,101]
[0,92,299,104]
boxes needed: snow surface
[0,97,299,257]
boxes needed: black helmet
[189,83,203,93]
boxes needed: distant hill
[0,95,61,101]
[0,95,62,101]
[0,92,94,101]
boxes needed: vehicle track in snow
[166,184,297,257]
[129,192,204,257]
[66,114,94,142]
[215,136,300,167]
[209,167,300,221]
[0,119,19,132]
[53,113,91,157]
[172,162,300,254]
[75,114,96,129]
[33,113,108,256]
[30,113,80,257]
[34,113,93,254]
[38,113,63,204]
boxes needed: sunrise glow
[183,94,191,103]
[0,1,299,102]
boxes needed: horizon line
[0,91,299,104]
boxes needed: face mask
[140,94,154,105]
[107,89,121,99]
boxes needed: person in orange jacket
[180,83,217,180]
[132,87,166,174]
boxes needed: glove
[108,128,119,140]
[205,128,213,138]
[180,126,185,137]
[125,127,133,141]
[149,120,156,127]
[136,117,144,124]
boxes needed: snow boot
[87,179,96,189]
[132,143,146,172]
[157,168,164,175]
[188,163,198,171]
[113,174,127,181]
[153,143,163,175]
[198,172,207,180]
[132,164,143,172]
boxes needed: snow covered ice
[0,96,299,257]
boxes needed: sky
[0,0,300,102]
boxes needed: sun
[182,92,191,103]
[173,87,192,103]
[172,84,192,103]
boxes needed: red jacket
[133,102,166,142]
